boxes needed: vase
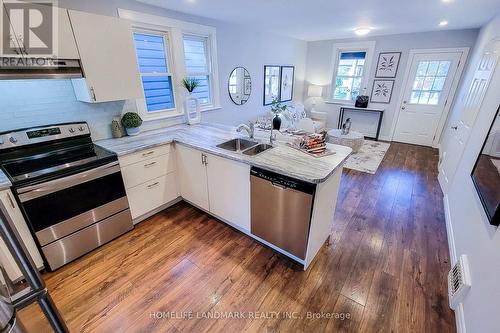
[126,127,140,136]
[184,93,201,125]
[272,114,281,131]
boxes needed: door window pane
[409,60,451,105]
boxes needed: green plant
[270,97,288,115]
[182,77,200,93]
[121,112,143,128]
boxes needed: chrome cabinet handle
[144,161,156,167]
[147,182,159,189]
[142,151,154,157]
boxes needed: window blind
[134,32,175,112]
[183,35,211,105]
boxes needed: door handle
[451,126,458,130]
[401,106,406,110]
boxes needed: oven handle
[17,161,120,202]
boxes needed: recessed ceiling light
[439,20,449,26]
[354,27,371,36]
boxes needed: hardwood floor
[18,142,455,332]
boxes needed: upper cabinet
[3,6,79,59]
[68,10,143,103]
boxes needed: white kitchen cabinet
[119,144,179,221]
[3,6,79,59]
[127,173,178,219]
[68,10,143,103]
[176,145,210,211]
[0,189,44,281]
[206,154,250,231]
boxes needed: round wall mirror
[228,67,251,105]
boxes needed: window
[333,52,366,101]
[330,42,375,103]
[183,34,211,105]
[133,31,176,114]
[410,60,451,105]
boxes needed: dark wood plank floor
[19,142,455,332]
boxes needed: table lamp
[308,85,323,113]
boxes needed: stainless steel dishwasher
[250,167,316,260]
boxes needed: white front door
[393,51,462,146]
[438,40,500,193]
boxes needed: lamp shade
[308,85,323,98]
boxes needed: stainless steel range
[0,122,133,271]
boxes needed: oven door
[15,162,133,269]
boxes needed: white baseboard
[443,194,457,264]
[456,303,467,333]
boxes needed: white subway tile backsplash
[0,79,136,139]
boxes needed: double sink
[216,138,273,156]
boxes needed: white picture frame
[375,52,401,78]
[370,80,394,104]
[280,66,294,102]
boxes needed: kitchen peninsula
[98,123,352,269]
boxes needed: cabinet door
[176,145,209,211]
[206,154,250,231]
[0,189,44,281]
[4,6,78,59]
[68,10,143,102]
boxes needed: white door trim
[389,47,469,147]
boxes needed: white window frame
[133,28,180,121]
[118,9,221,120]
[328,41,376,104]
[182,33,215,107]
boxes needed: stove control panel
[0,123,91,150]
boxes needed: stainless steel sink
[216,138,258,152]
[243,143,274,156]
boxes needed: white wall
[304,29,478,140]
[0,0,307,139]
[440,13,500,333]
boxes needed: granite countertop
[98,123,352,184]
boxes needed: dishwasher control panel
[250,167,316,195]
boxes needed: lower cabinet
[206,154,250,231]
[127,173,178,219]
[119,144,179,221]
[176,145,210,211]
[176,144,250,231]
[0,189,44,281]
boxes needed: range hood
[0,57,83,80]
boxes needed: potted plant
[121,112,143,136]
[270,97,288,131]
[182,77,201,125]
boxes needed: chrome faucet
[236,122,255,139]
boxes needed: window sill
[201,105,222,113]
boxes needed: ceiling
[135,0,500,41]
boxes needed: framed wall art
[370,79,395,104]
[375,52,401,78]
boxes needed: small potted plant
[182,77,201,125]
[121,112,143,136]
[270,97,288,131]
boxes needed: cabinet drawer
[119,144,171,167]
[121,153,175,189]
[127,173,179,219]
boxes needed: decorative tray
[287,143,336,158]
